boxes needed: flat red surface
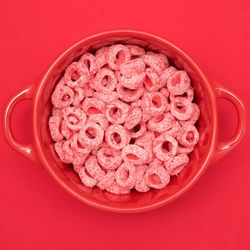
[0,0,249,249]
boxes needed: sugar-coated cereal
[176,124,199,147]
[164,154,189,176]
[167,70,190,95]
[78,122,104,148]
[79,53,98,75]
[170,97,194,121]
[64,62,90,88]
[122,144,148,165]
[144,166,170,189]
[142,53,169,75]
[124,106,143,130]
[49,43,200,194]
[97,146,122,170]
[153,133,178,161]
[51,85,74,108]
[107,44,131,70]
[105,100,130,124]
[134,165,150,192]
[144,68,162,92]
[94,68,117,93]
[105,124,130,150]
[115,162,136,189]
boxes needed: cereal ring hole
[62,94,70,101]
[112,132,122,144]
[151,95,162,108]
[144,76,152,88]
[86,127,97,139]
[162,141,173,153]
[187,131,194,142]
[109,107,121,119]
[175,102,186,113]
[171,74,181,86]
[86,107,102,115]
[149,173,161,185]
[115,51,126,64]
[71,71,80,81]
[154,114,164,123]
[68,115,79,124]
[129,138,136,144]
[126,154,139,161]
[131,124,141,133]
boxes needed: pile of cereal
[49,44,200,194]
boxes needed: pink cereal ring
[60,120,74,139]
[119,58,145,77]
[177,146,194,155]
[64,62,90,87]
[149,157,163,168]
[94,68,117,93]
[51,85,74,108]
[147,112,175,133]
[176,124,199,147]
[55,139,75,164]
[70,134,91,156]
[79,167,97,188]
[135,131,155,148]
[160,87,169,97]
[95,49,109,70]
[83,84,95,97]
[127,45,145,57]
[79,52,98,75]
[142,53,169,75]
[124,106,143,130]
[153,133,178,161]
[105,100,130,124]
[97,146,122,170]
[49,115,63,141]
[160,66,177,86]
[120,73,145,90]
[142,92,168,116]
[107,44,131,70]
[164,154,189,176]
[82,97,106,115]
[167,70,191,95]
[144,68,161,92]
[115,162,136,189]
[169,86,194,102]
[129,122,147,138]
[79,122,104,148]
[72,86,85,106]
[85,156,105,181]
[166,121,181,138]
[116,83,144,102]
[135,165,150,192]
[88,114,109,130]
[170,97,194,121]
[93,91,118,104]
[61,107,87,131]
[105,124,130,150]
[96,171,115,190]
[122,144,148,165]
[106,181,131,194]
[144,166,170,189]
[180,103,200,126]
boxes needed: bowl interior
[36,31,214,211]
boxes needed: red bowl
[2,30,246,213]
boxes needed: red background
[0,0,249,249]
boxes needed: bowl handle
[212,85,247,163]
[3,87,37,162]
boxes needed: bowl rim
[33,29,217,213]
